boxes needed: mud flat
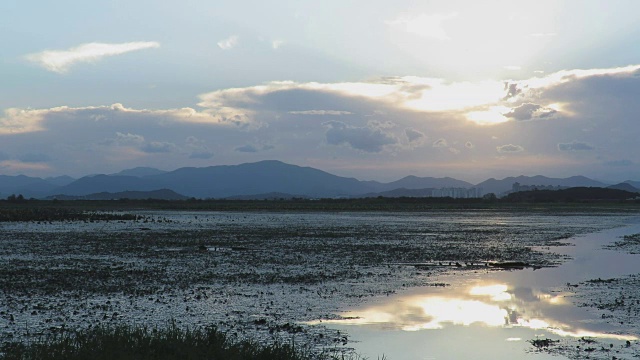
[0,209,636,357]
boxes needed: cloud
[386,13,458,41]
[272,40,285,49]
[18,153,51,163]
[405,128,425,143]
[288,110,353,115]
[324,121,397,153]
[234,143,275,153]
[432,138,448,148]
[0,107,50,134]
[3,63,640,180]
[235,144,259,153]
[141,141,179,154]
[217,35,239,50]
[603,159,634,167]
[189,152,213,159]
[557,141,594,151]
[504,103,557,121]
[497,144,524,153]
[0,103,256,136]
[25,41,160,73]
[185,136,214,159]
[115,132,145,145]
[530,33,557,37]
[0,160,51,172]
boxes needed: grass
[0,324,356,360]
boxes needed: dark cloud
[504,103,557,121]
[324,121,397,153]
[405,128,425,143]
[503,82,522,100]
[19,153,51,163]
[557,141,594,151]
[496,144,524,153]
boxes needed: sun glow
[466,106,511,125]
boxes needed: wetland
[1,202,640,359]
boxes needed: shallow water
[324,218,640,359]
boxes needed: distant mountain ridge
[47,189,187,201]
[476,175,608,196]
[1,160,638,199]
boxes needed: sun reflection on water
[311,282,638,341]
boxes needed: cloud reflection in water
[314,283,637,341]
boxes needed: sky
[2,0,640,183]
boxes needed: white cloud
[25,41,160,73]
[217,35,239,50]
[272,40,285,49]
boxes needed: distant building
[431,187,483,199]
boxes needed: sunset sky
[2,0,640,183]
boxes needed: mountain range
[0,160,638,199]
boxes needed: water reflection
[316,282,637,341]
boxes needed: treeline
[504,187,640,203]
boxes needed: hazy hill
[145,160,372,198]
[476,175,608,196]
[47,189,187,200]
[0,175,61,198]
[112,167,167,177]
[44,175,76,187]
[608,183,640,193]
[2,160,633,200]
[624,180,640,189]
[54,175,163,196]
[375,175,473,192]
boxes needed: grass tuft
[0,324,353,360]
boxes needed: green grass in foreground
[0,325,359,360]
